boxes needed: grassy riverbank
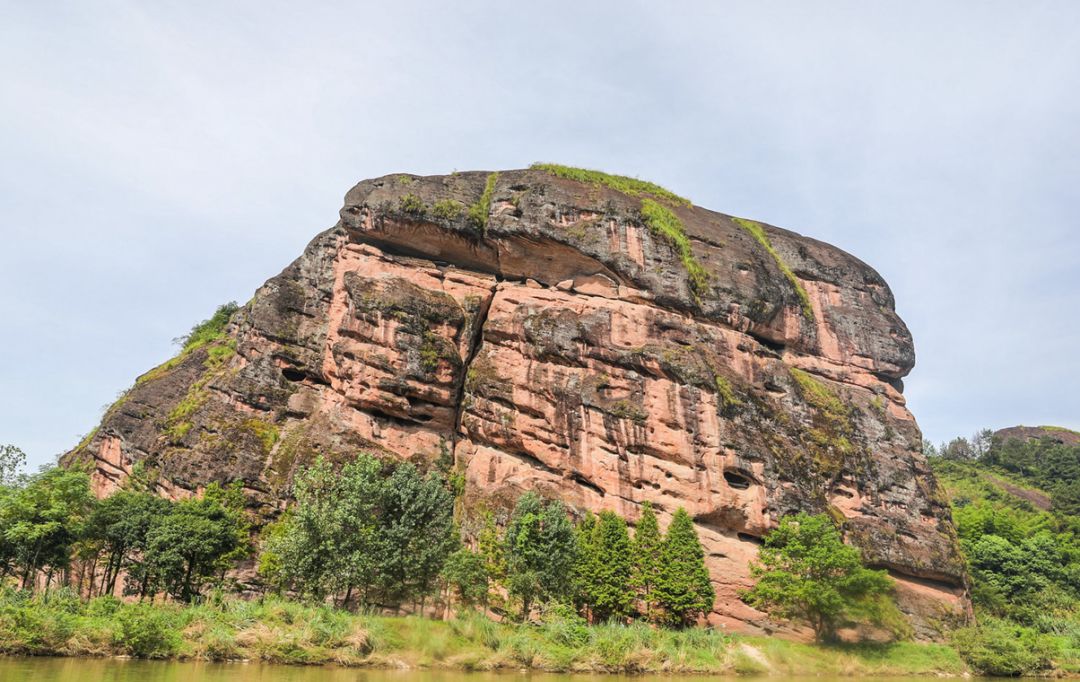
[0,590,965,675]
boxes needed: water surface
[0,658,984,682]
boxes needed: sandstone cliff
[64,166,967,636]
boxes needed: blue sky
[2,1,1078,470]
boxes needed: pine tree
[590,510,634,622]
[572,512,600,617]
[632,501,663,620]
[655,507,715,627]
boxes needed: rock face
[64,168,968,636]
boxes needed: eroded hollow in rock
[738,532,764,545]
[281,367,306,382]
[723,469,754,490]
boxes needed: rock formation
[64,166,967,636]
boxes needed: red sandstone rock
[63,169,968,637]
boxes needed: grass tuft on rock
[136,302,240,386]
[733,217,814,321]
[467,172,499,232]
[531,163,690,207]
[640,198,710,298]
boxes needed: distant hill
[995,425,1080,447]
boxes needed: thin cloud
[1,1,1077,468]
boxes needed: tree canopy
[743,512,892,640]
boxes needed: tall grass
[0,586,970,674]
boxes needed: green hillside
[929,428,1080,674]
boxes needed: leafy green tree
[265,454,456,609]
[81,490,170,596]
[538,498,577,604]
[372,460,457,609]
[141,483,249,602]
[504,492,545,618]
[632,501,663,620]
[0,467,95,590]
[743,512,892,641]
[504,492,577,619]
[0,444,26,486]
[255,512,292,594]
[476,510,505,584]
[441,547,489,608]
[655,507,715,627]
[1052,479,1080,517]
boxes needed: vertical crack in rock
[450,277,497,456]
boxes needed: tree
[477,510,506,584]
[631,501,663,620]
[654,507,714,627]
[441,547,489,608]
[264,454,456,609]
[504,492,577,619]
[971,428,995,460]
[572,512,599,616]
[743,512,893,641]
[582,510,633,622]
[537,498,577,603]
[941,436,975,461]
[0,467,94,590]
[81,490,170,596]
[0,444,26,487]
[141,483,249,601]
[372,460,457,609]
[267,455,383,602]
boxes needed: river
[0,658,990,681]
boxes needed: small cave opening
[723,469,754,490]
[756,336,786,353]
[570,472,605,497]
[737,532,764,546]
[281,367,307,383]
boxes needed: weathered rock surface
[64,168,968,637]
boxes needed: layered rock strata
[64,168,968,636]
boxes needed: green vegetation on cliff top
[530,162,690,206]
[466,172,499,232]
[530,164,708,298]
[136,301,239,386]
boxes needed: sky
[1,1,1078,470]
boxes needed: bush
[0,602,75,654]
[952,618,1059,675]
[539,603,590,648]
[85,595,122,618]
[112,603,178,658]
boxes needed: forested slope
[929,426,1080,674]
